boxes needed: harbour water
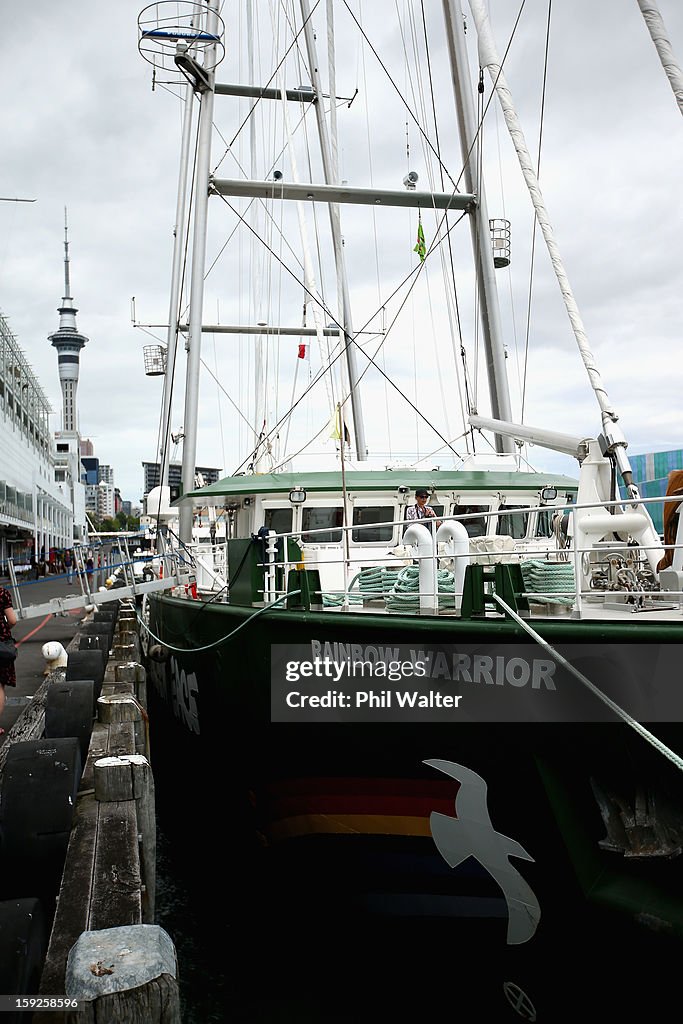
[155,827,229,1024]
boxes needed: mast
[467,0,635,488]
[160,81,195,493]
[442,0,515,454]
[299,0,368,461]
[178,3,219,544]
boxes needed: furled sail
[637,0,683,117]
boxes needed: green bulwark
[227,539,264,604]
[227,536,303,604]
[460,563,529,619]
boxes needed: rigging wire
[417,0,471,450]
[397,0,422,457]
[493,104,523,408]
[201,1,529,475]
[211,0,322,175]
[151,88,202,542]
[406,0,456,449]
[341,0,459,189]
[359,0,391,458]
[213,188,468,471]
[243,185,462,427]
[521,0,553,422]
[211,311,227,476]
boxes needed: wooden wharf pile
[0,598,180,1024]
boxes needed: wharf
[0,574,84,741]
[0,573,180,1024]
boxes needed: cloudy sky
[1,0,682,503]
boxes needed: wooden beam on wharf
[31,599,180,1024]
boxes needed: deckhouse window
[497,505,529,539]
[264,507,293,535]
[453,504,490,537]
[352,505,395,543]
[535,509,555,538]
[302,506,344,543]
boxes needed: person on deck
[0,586,17,735]
[406,488,440,525]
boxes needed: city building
[47,213,89,546]
[0,312,74,568]
[81,456,100,486]
[48,213,88,434]
[628,449,683,536]
[1,217,144,572]
[141,461,222,511]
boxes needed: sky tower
[48,210,88,432]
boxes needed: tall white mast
[299,0,368,461]
[160,81,195,492]
[442,0,515,454]
[178,3,220,544]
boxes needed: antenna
[137,1,225,79]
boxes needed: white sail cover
[637,0,683,116]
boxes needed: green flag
[414,219,426,262]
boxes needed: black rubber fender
[0,898,47,1017]
[78,634,108,653]
[65,650,106,708]
[0,739,81,896]
[45,679,94,767]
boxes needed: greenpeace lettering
[425,759,540,945]
[169,656,200,734]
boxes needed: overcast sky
[1,0,682,503]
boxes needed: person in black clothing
[0,587,17,734]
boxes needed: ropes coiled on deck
[520,560,576,605]
[323,564,456,610]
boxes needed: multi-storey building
[0,312,74,568]
[141,461,222,510]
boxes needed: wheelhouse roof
[175,468,579,507]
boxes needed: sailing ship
[137,1,683,1016]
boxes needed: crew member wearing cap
[406,488,439,523]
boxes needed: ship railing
[252,502,557,611]
[249,491,683,616]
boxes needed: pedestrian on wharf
[64,549,73,583]
[0,585,17,735]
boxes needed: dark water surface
[155,827,230,1024]
[154,799,682,1024]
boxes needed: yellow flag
[328,405,350,444]
[329,408,342,440]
